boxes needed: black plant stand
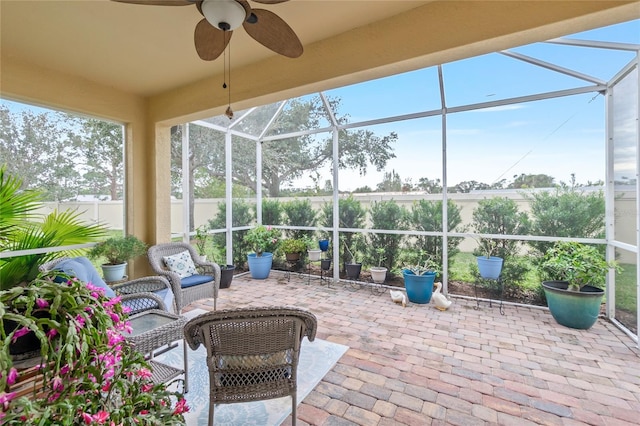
[307,256,331,288]
[474,276,505,315]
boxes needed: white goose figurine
[389,290,406,307]
[432,282,452,311]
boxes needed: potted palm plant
[0,166,106,291]
[88,235,148,283]
[541,241,619,329]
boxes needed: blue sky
[316,19,639,191]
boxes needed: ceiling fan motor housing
[201,0,246,31]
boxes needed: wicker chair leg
[209,402,214,426]
[292,394,297,426]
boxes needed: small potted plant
[475,237,503,280]
[215,251,236,289]
[88,235,148,282]
[402,253,440,304]
[369,247,387,284]
[1,272,188,423]
[343,242,362,280]
[307,238,322,262]
[243,225,280,279]
[193,225,209,261]
[280,238,307,262]
[541,241,619,329]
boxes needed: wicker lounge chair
[147,242,221,312]
[183,307,317,426]
[39,256,174,315]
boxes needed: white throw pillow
[163,251,197,278]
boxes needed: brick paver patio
[188,271,640,426]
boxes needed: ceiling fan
[112,0,303,61]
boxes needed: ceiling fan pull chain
[224,32,234,119]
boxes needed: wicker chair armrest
[112,275,172,295]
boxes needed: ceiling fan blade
[243,9,302,58]
[195,19,231,61]
[250,0,289,4]
[111,0,193,5]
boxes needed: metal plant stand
[474,277,505,315]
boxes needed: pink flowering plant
[243,225,280,256]
[0,272,188,425]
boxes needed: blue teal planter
[402,269,436,304]
[247,252,273,279]
[476,256,503,280]
[542,281,604,329]
[319,239,330,252]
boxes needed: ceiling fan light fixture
[201,0,246,31]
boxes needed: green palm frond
[0,166,107,290]
[0,165,43,241]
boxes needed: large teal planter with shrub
[542,281,604,329]
[247,252,273,279]
[402,269,436,304]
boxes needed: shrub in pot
[88,235,148,282]
[243,225,280,279]
[540,241,619,329]
[280,238,307,262]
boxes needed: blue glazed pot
[247,252,273,279]
[542,281,604,329]
[402,269,436,304]
[319,239,330,252]
[476,256,503,280]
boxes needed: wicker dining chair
[147,242,221,313]
[39,256,174,315]
[183,307,318,426]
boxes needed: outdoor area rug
[155,336,348,425]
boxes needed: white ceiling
[1,0,431,97]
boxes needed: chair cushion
[163,251,196,278]
[180,274,212,288]
[54,257,116,298]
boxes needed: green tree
[262,198,283,225]
[78,118,124,200]
[526,187,605,256]
[208,199,255,268]
[259,96,397,197]
[406,199,464,271]
[471,197,530,285]
[366,200,407,273]
[0,105,82,201]
[508,173,555,189]
[320,195,366,267]
[376,170,402,192]
[282,198,317,240]
[416,177,442,194]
